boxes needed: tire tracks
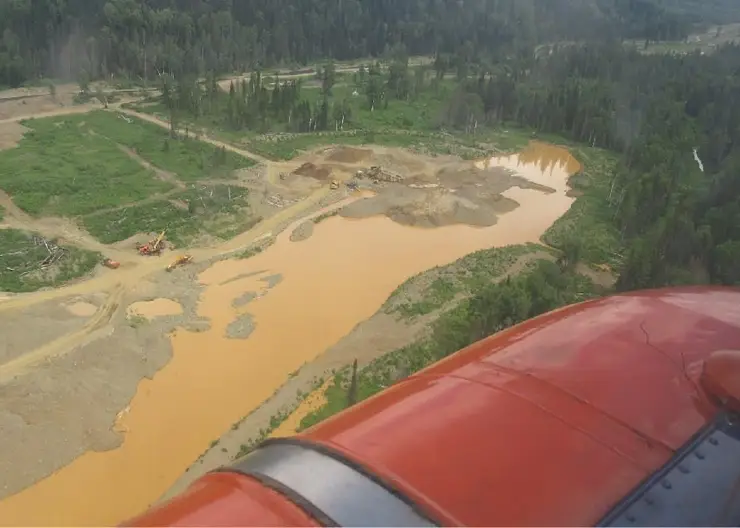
[0,284,125,383]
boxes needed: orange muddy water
[0,142,580,526]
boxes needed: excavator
[137,231,167,256]
[124,286,740,527]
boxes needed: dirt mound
[0,122,29,150]
[293,162,332,181]
[326,147,372,164]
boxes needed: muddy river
[0,143,580,525]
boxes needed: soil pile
[293,162,332,181]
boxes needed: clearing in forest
[0,112,258,238]
[0,110,260,291]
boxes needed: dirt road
[117,108,272,165]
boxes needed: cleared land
[0,109,259,292]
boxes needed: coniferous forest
[1,0,731,87]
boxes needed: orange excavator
[137,231,167,256]
[124,286,740,527]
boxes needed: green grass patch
[127,314,148,328]
[0,229,100,292]
[543,146,623,268]
[386,243,547,319]
[233,375,327,460]
[81,111,256,181]
[83,184,251,246]
[0,117,172,216]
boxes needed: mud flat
[225,314,256,340]
[290,220,315,242]
[0,295,103,365]
[0,271,207,501]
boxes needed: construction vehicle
[166,255,193,272]
[137,231,167,256]
[330,179,340,190]
[124,286,740,527]
[102,258,120,270]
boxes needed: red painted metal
[121,472,320,527]
[125,286,740,527]
[701,349,740,413]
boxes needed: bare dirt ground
[0,91,76,121]
[0,270,212,498]
[0,85,103,123]
[0,83,567,508]
[278,144,561,231]
[0,122,30,151]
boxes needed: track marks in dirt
[0,284,125,383]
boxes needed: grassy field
[77,111,254,182]
[126,99,529,162]
[126,76,532,162]
[82,184,253,246]
[385,243,548,320]
[0,228,100,292]
[0,111,259,247]
[0,117,172,216]
[542,146,623,268]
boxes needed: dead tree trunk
[347,359,359,407]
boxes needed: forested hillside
[0,0,719,88]
[455,43,740,288]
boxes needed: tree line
[0,0,711,88]
[451,42,740,289]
